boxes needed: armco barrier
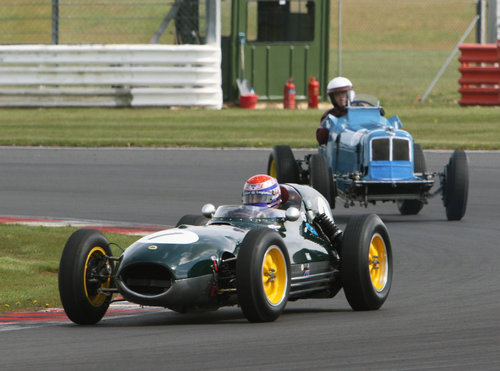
[0,44,222,109]
[458,43,500,106]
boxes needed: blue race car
[268,95,469,221]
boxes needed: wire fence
[0,0,207,44]
[333,0,480,104]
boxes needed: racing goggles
[242,190,280,208]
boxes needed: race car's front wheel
[59,229,114,325]
[310,154,334,207]
[341,214,392,311]
[267,145,300,183]
[442,149,469,221]
[175,214,208,227]
[236,229,291,322]
[398,143,426,215]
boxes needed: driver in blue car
[316,76,354,145]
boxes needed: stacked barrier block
[458,43,500,106]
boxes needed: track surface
[0,147,499,370]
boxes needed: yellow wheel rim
[84,246,111,307]
[368,233,388,292]
[262,246,287,305]
[269,159,277,178]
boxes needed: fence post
[337,0,342,76]
[52,0,59,44]
[476,0,486,43]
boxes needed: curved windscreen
[211,205,286,221]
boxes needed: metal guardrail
[0,44,222,108]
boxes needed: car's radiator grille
[371,138,410,161]
[120,263,172,296]
[393,138,410,161]
[372,138,390,161]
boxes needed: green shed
[221,0,330,102]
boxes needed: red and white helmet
[242,174,281,208]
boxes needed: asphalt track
[0,147,499,370]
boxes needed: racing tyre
[397,143,425,215]
[236,229,291,322]
[328,167,337,210]
[341,214,392,311]
[176,214,208,227]
[59,229,113,325]
[443,150,469,221]
[267,145,300,183]
[310,154,333,206]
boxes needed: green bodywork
[117,215,331,280]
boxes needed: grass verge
[0,225,138,314]
[1,105,500,149]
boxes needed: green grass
[0,225,138,314]
[1,105,499,149]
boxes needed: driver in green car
[242,174,343,250]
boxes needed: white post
[206,0,221,46]
[337,0,342,76]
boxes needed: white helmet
[326,77,355,105]
[327,77,353,93]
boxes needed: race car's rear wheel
[267,145,300,183]
[328,167,337,210]
[443,149,469,221]
[175,214,208,227]
[236,229,291,322]
[341,214,392,310]
[310,154,334,207]
[397,143,426,215]
[59,229,113,325]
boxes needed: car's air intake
[119,263,172,296]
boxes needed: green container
[221,0,330,102]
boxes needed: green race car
[58,183,392,325]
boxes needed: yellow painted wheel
[262,245,288,306]
[59,229,113,324]
[84,246,111,307]
[266,146,299,183]
[341,214,392,311]
[236,229,290,322]
[269,159,277,178]
[368,233,388,292]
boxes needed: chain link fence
[0,0,207,44]
[332,0,479,104]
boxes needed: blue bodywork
[317,104,434,205]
